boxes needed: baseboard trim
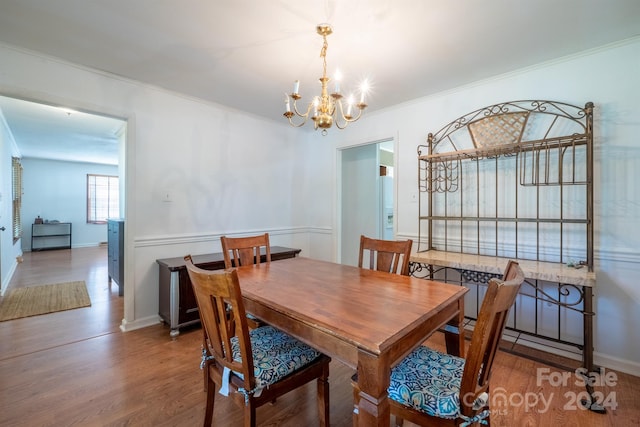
[0,259,18,296]
[501,335,640,377]
[462,321,640,378]
[119,315,163,332]
[594,351,640,378]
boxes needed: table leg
[355,350,390,427]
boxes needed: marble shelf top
[410,250,596,287]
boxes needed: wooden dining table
[235,256,469,427]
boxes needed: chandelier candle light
[284,24,369,135]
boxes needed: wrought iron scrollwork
[409,262,447,279]
[459,269,501,285]
[411,264,589,351]
[517,280,587,314]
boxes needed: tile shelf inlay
[410,251,596,287]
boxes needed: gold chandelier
[284,24,368,135]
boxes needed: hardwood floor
[1,247,638,426]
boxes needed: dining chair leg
[202,335,210,392]
[203,368,208,393]
[317,366,330,427]
[203,375,215,427]
[243,404,256,427]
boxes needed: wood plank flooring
[1,247,638,426]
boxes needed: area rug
[0,281,91,322]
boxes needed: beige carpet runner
[0,281,91,321]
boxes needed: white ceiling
[0,96,125,165]
[1,0,639,164]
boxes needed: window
[87,174,119,224]
[12,157,22,242]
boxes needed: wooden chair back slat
[358,235,413,276]
[221,233,271,268]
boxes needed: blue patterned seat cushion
[388,345,465,419]
[230,325,322,389]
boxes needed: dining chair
[353,260,525,426]
[220,233,273,330]
[358,235,413,276]
[184,255,331,427]
[221,233,271,268]
[209,232,273,393]
[352,235,414,405]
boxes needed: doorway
[0,94,127,296]
[339,139,395,266]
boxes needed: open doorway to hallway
[339,139,394,266]
[0,95,126,300]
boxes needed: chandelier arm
[284,97,316,127]
[333,99,348,129]
[334,111,362,129]
[291,98,313,118]
[347,108,364,122]
[328,97,365,129]
[286,116,309,128]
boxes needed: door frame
[0,90,135,326]
[336,136,396,264]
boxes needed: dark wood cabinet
[107,219,124,296]
[156,246,301,337]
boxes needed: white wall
[1,36,639,375]
[20,158,118,250]
[0,43,305,331]
[0,111,23,294]
[311,38,640,375]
